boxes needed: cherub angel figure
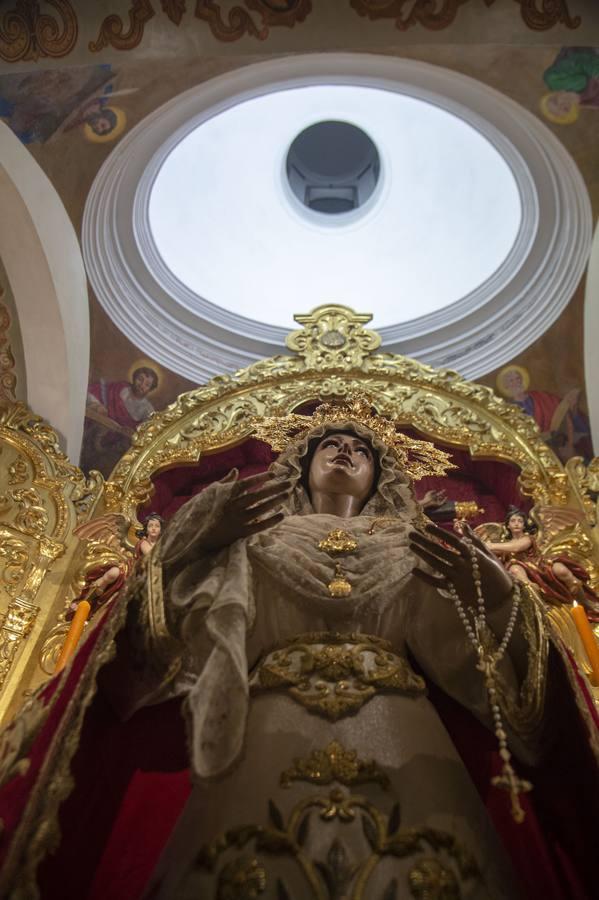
[66,513,165,621]
[473,506,599,622]
[65,514,134,622]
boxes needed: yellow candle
[54,600,91,675]
[571,601,599,687]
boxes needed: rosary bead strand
[442,537,531,823]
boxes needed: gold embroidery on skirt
[280,740,390,790]
[196,788,481,900]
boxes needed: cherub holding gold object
[66,513,165,621]
[474,506,599,621]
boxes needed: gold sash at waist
[249,632,426,720]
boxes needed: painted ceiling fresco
[0,2,597,475]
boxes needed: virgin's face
[308,432,375,506]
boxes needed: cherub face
[146,517,162,539]
[508,513,526,534]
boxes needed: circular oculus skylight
[286,120,381,217]
[83,53,592,383]
[147,84,522,329]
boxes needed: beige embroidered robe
[112,474,548,900]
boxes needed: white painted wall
[0,122,89,461]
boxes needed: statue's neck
[310,491,363,518]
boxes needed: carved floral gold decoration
[0,403,103,716]
[194,0,312,42]
[0,295,17,404]
[251,633,425,719]
[0,0,78,63]
[197,786,481,899]
[280,740,390,790]
[90,0,156,52]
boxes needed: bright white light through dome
[148,85,522,329]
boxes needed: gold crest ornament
[251,395,456,480]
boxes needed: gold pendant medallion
[327,563,352,598]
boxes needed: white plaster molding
[83,53,592,383]
[0,122,89,461]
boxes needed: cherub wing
[473,522,504,543]
[73,514,128,545]
[532,506,584,548]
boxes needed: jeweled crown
[251,396,455,480]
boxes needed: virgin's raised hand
[201,471,292,553]
[409,522,513,610]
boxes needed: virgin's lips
[331,454,353,468]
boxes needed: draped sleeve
[404,578,550,765]
[104,478,257,779]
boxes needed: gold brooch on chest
[317,529,358,555]
[317,529,358,598]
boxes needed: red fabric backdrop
[138,437,524,526]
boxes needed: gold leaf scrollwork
[0,599,39,692]
[194,0,311,42]
[90,0,156,52]
[0,296,17,404]
[39,620,69,676]
[11,488,48,537]
[0,529,30,592]
[0,0,78,63]
[287,305,381,370]
[7,458,28,485]
[280,740,390,790]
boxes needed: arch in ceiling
[83,53,592,384]
[0,122,89,461]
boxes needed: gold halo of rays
[83,105,127,143]
[251,394,456,482]
[539,92,580,126]
[495,364,530,398]
[127,357,163,392]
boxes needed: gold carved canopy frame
[1,304,599,723]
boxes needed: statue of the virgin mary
[7,398,598,900]
[96,397,558,900]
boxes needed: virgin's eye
[356,446,369,456]
[322,439,340,448]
